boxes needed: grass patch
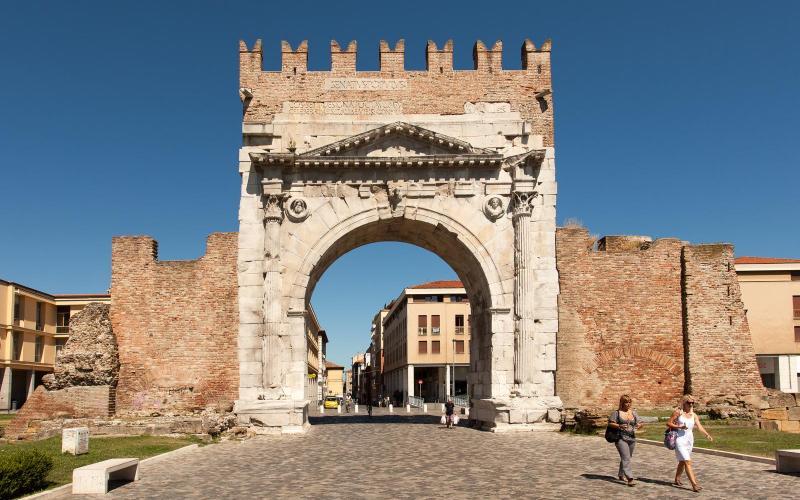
[636,423,800,458]
[0,434,203,492]
[0,415,15,429]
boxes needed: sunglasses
[685,401,695,405]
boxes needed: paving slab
[58,412,799,499]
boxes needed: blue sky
[1,1,798,365]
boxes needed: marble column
[512,191,537,387]
[262,193,288,394]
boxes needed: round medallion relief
[482,196,506,221]
[285,197,310,222]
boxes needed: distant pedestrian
[668,395,713,492]
[607,395,643,487]
[444,398,455,429]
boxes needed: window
[431,341,440,354]
[450,295,466,303]
[431,315,441,335]
[794,296,800,319]
[795,326,800,343]
[34,336,44,362]
[57,306,70,333]
[56,338,67,356]
[455,315,465,334]
[422,295,443,302]
[418,315,427,335]
[36,302,44,331]
[418,341,427,354]
[455,340,465,354]
[761,373,776,389]
[13,295,21,322]
[12,332,23,360]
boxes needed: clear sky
[1,1,798,366]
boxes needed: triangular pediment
[300,122,496,158]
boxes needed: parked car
[323,396,339,409]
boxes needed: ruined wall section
[683,244,765,401]
[238,39,554,147]
[556,228,685,409]
[110,233,238,415]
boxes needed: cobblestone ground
[61,408,798,499]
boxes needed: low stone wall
[760,391,800,433]
[4,386,113,440]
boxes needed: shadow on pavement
[581,474,677,489]
[309,414,474,428]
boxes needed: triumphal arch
[235,39,562,431]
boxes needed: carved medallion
[483,196,506,221]
[285,197,310,222]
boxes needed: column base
[233,399,309,434]
[472,396,563,432]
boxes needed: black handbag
[605,410,621,443]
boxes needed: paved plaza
[60,410,798,499]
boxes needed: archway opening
[298,217,499,423]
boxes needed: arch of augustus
[7,38,768,440]
[235,39,563,431]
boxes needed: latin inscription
[282,101,403,115]
[324,78,408,91]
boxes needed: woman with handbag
[667,395,713,492]
[607,395,644,486]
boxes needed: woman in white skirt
[667,395,713,492]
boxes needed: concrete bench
[72,458,139,494]
[776,449,800,473]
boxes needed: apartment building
[305,306,328,403]
[736,257,800,393]
[325,361,344,397]
[0,279,110,411]
[382,280,470,404]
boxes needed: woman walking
[668,395,713,492]
[607,395,643,486]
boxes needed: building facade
[324,361,344,398]
[304,306,327,403]
[0,279,109,411]
[382,281,470,404]
[736,257,800,393]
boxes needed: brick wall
[239,39,555,146]
[556,228,685,409]
[5,386,111,439]
[556,228,764,410]
[683,244,764,398]
[110,233,238,415]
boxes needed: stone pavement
[59,410,798,499]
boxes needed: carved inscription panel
[323,78,408,91]
[282,101,403,115]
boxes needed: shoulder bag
[604,410,621,443]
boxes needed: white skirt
[675,434,693,461]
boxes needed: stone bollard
[406,404,411,413]
[62,427,89,455]
[320,405,324,413]
[465,407,469,417]
[423,404,428,413]
[355,404,359,413]
[389,404,393,413]
[337,404,341,414]
[442,403,446,412]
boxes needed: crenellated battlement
[239,38,552,74]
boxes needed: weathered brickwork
[683,244,764,398]
[556,228,765,410]
[110,233,238,415]
[4,386,112,440]
[239,39,555,147]
[556,228,685,409]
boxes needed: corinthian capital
[512,191,537,217]
[263,193,288,223]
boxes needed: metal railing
[452,394,469,407]
[408,395,424,408]
[418,327,427,335]
[454,326,465,334]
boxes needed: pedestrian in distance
[606,394,643,487]
[667,395,713,492]
[444,398,456,429]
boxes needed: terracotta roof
[410,280,464,289]
[735,256,800,264]
[325,360,343,369]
